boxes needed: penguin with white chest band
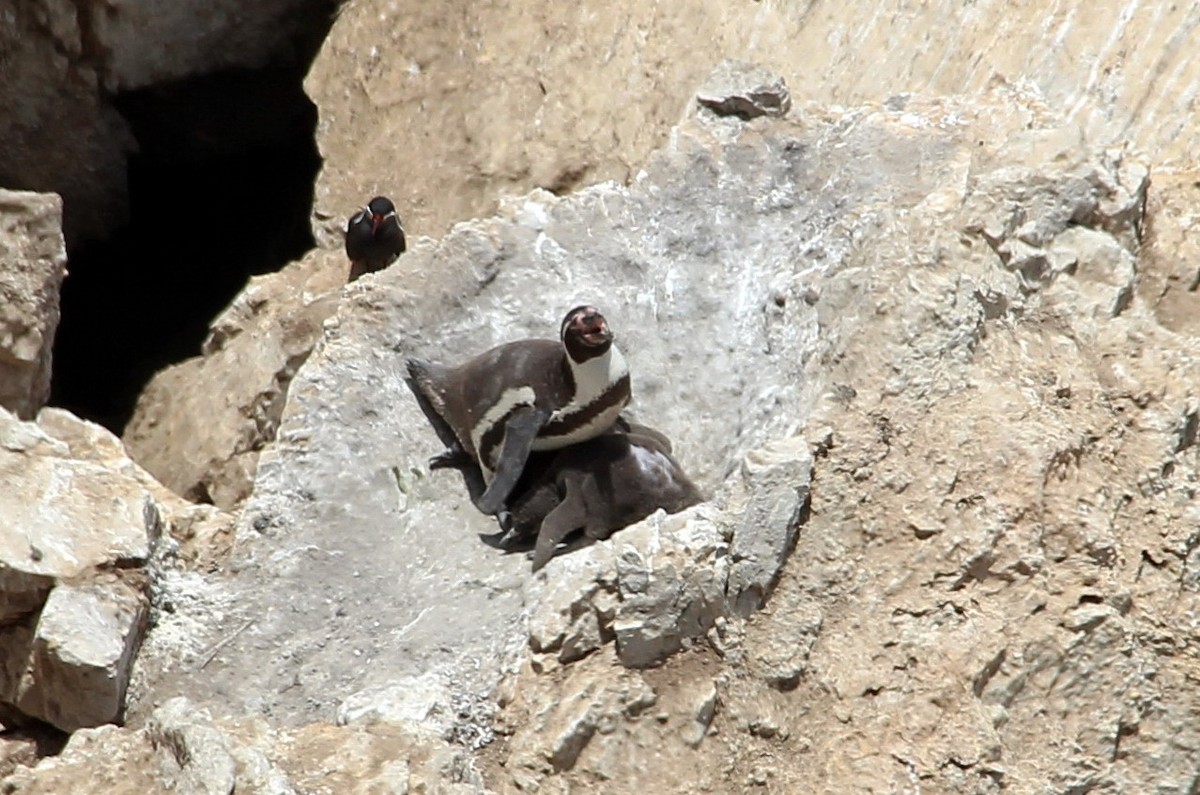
[439,421,704,571]
[405,306,632,516]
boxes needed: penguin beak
[579,317,611,346]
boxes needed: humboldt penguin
[405,305,632,516]
[482,422,703,571]
[345,196,406,281]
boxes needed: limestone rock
[147,698,237,795]
[726,436,813,616]
[16,578,148,733]
[123,249,344,509]
[306,0,1200,256]
[0,408,159,617]
[0,191,67,419]
[610,511,731,668]
[1137,171,1200,337]
[1,700,481,795]
[103,81,1200,794]
[0,724,164,795]
[0,406,171,731]
[696,60,792,119]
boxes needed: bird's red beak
[371,213,384,233]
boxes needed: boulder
[14,579,148,733]
[0,191,67,419]
[0,406,191,732]
[122,249,344,509]
[305,0,1200,253]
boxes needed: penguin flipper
[475,405,549,515]
[530,479,589,572]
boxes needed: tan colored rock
[122,249,345,509]
[15,578,148,733]
[34,55,1200,794]
[0,191,67,419]
[480,93,1200,792]
[0,406,236,732]
[305,0,1200,251]
[1140,171,1200,337]
[1,699,485,795]
[0,724,165,795]
[0,408,159,624]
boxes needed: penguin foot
[429,447,473,471]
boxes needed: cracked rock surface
[3,38,1200,791]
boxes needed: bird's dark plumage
[345,195,405,281]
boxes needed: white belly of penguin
[532,345,630,451]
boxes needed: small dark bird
[344,196,405,281]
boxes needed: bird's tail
[403,358,461,451]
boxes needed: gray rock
[726,436,813,616]
[611,512,730,668]
[147,698,237,795]
[680,679,719,748]
[697,60,793,119]
[0,190,67,419]
[15,578,148,732]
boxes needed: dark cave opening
[50,66,324,433]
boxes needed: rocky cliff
[4,1,1200,793]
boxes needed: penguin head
[561,305,613,361]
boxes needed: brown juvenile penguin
[345,196,405,281]
[405,306,631,516]
[498,423,703,571]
